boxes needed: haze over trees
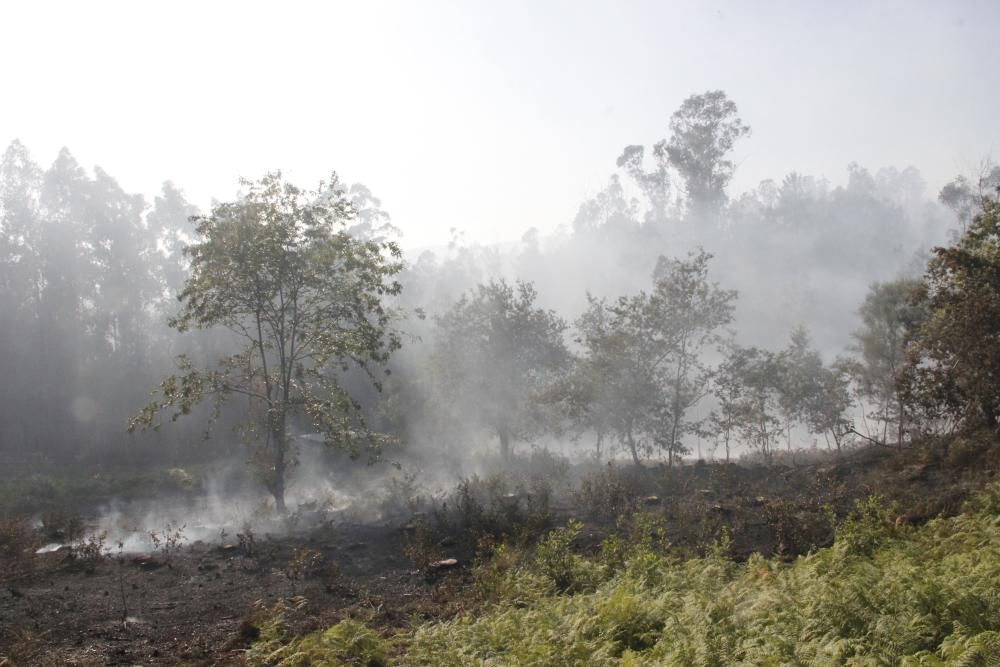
[567,249,735,466]
[431,279,569,460]
[6,2,1000,660]
[0,88,995,499]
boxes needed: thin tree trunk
[271,414,287,513]
[626,427,641,467]
[498,426,512,461]
[896,391,905,449]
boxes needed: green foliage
[533,519,595,593]
[907,194,1000,429]
[431,279,568,459]
[710,345,784,460]
[665,90,752,217]
[244,598,389,667]
[849,279,928,445]
[472,539,553,606]
[571,249,735,466]
[833,495,898,557]
[964,478,1000,516]
[778,326,853,450]
[313,482,1000,666]
[247,483,1000,665]
[130,172,404,511]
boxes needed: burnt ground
[2,434,999,665]
[0,519,479,666]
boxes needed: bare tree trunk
[271,414,287,513]
[668,379,682,468]
[828,428,842,453]
[896,391,905,449]
[626,426,642,467]
[498,426,512,462]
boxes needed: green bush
[244,598,389,667]
[256,482,1000,666]
[292,620,389,667]
[408,483,1000,665]
[534,519,588,592]
[834,495,898,557]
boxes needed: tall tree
[131,172,404,511]
[615,144,673,227]
[938,162,1000,235]
[0,141,43,462]
[648,249,736,465]
[734,347,785,460]
[147,181,198,298]
[906,192,1000,428]
[665,90,751,218]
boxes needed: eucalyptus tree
[147,181,199,298]
[0,140,43,462]
[612,90,750,227]
[665,90,751,218]
[131,172,404,511]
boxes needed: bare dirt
[2,437,998,665]
[1,519,476,666]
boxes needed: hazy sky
[2,0,997,248]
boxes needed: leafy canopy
[130,172,403,509]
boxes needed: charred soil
[2,434,999,665]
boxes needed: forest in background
[1,91,997,505]
[6,88,1000,666]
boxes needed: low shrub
[404,482,1000,665]
[244,598,389,667]
[575,464,638,519]
[533,519,596,594]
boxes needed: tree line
[2,91,997,511]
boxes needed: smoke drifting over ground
[8,7,1000,666]
[0,84,992,545]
